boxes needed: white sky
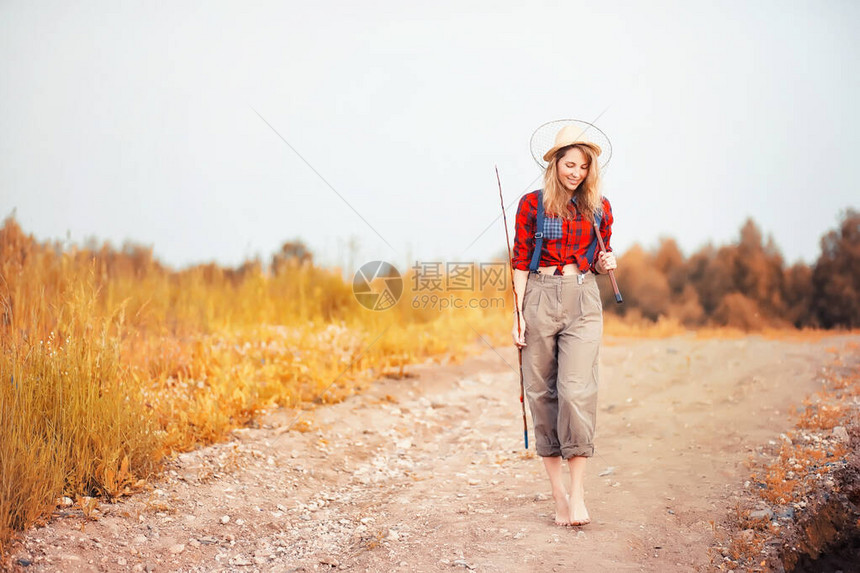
[1,0,858,273]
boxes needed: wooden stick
[593,223,623,304]
[496,166,529,450]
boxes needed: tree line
[2,207,857,331]
[604,209,859,329]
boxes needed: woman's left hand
[595,251,617,274]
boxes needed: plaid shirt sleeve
[589,197,614,273]
[511,191,537,271]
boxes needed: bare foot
[552,491,571,525]
[568,492,590,526]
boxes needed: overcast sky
[1,0,858,273]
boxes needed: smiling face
[555,146,590,193]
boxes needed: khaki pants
[522,272,602,459]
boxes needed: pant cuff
[535,445,562,457]
[562,444,594,459]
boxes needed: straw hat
[530,119,612,171]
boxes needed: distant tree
[0,215,35,270]
[811,208,860,328]
[653,237,686,295]
[189,262,224,283]
[120,241,162,278]
[613,244,671,321]
[731,219,788,321]
[271,240,313,275]
[226,257,263,285]
[670,284,705,326]
[688,244,736,316]
[783,263,814,327]
[712,292,765,330]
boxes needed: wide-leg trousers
[521,271,602,459]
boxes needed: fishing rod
[593,224,623,304]
[496,166,528,450]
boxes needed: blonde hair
[542,144,603,224]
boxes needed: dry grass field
[0,217,510,553]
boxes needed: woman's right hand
[512,311,527,348]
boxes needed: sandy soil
[8,334,859,572]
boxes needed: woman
[510,124,617,526]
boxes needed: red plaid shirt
[512,190,613,274]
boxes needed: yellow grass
[603,313,690,338]
[0,217,512,552]
[0,284,158,549]
[602,313,849,342]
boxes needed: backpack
[528,189,603,274]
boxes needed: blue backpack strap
[528,190,545,273]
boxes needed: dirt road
[9,334,858,572]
